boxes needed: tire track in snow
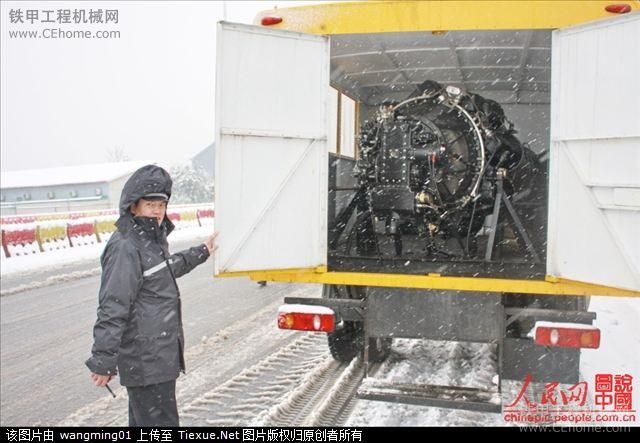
[181,334,330,426]
[303,358,377,426]
[254,357,348,426]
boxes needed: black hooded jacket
[86,165,210,387]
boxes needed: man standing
[86,164,217,426]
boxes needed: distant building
[192,142,214,177]
[0,161,151,215]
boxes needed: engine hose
[453,103,486,198]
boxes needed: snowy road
[0,238,320,426]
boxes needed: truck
[213,1,640,412]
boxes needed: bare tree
[105,146,130,162]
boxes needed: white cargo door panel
[214,22,329,274]
[548,13,640,291]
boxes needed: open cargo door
[214,22,329,275]
[548,13,640,291]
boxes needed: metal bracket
[485,172,541,263]
[485,174,504,261]
[329,189,364,250]
[357,380,502,413]
[502,192,541,263]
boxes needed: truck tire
[327,321,392,363]
[328,322,363,362]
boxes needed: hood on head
[119,165,172,216]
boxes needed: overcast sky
[1,1,320,172]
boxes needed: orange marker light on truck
[261,16,283,26]
[534,323,601,349]
[277,305,335,332]
[605,4,632,13]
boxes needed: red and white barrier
[1,228,39,257]
[67,222,98,247]
[1,204,214,258]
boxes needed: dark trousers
[127,380,179,426]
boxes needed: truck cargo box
[215,5,639,297]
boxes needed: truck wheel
[327,322,392,363]
[328,321,363,362]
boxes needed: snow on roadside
[1,222,215,297]
[581,296,640,413]
[1,222,214,278]
[0,241,105,277]
[166,222,214,244]
[1,267,102,296]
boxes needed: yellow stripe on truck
[255,0,640,34]
[218,268,640,298]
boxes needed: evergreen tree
[169,164,214,204]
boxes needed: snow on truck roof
[1,161,151,189]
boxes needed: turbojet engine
[348,80,546,261]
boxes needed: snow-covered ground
[0,223,214,278]
[582,296,640,411]
[1,240,104,277]
[1,222,215,297]
[347,340,506,426]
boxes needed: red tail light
[261,16,283,26]
[534,322,601,349]
[278,305,335,332]
[605,4,632,13]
